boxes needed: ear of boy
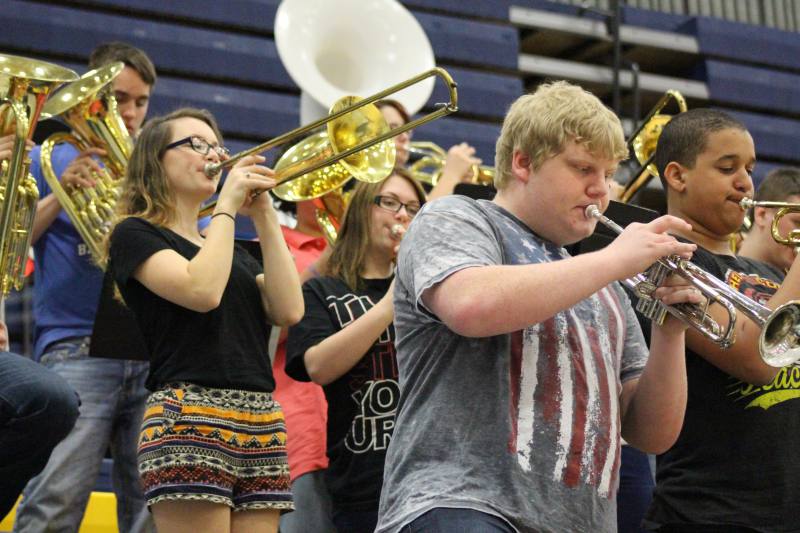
[663,162,687,192]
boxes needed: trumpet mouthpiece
[740,198,754,210]
[585,205,601,220]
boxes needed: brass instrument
[739,198,800,247]
[407,141,494,186]
[205,68,458,202]
[39,62,133,263]
[619,90,687,203]
[0,54,78,294]
[586,204,800,367]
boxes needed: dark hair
[654,108,747,185]
[326,168,425,291]
[89,42,157,86]
[375,99,410,124]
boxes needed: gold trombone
[0,54,78,294]
[739,198,800,247]
[586,204,800,367]
[407,141,494,186]
[619,90,687,203]
[204,68,458,202]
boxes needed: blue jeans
[618,445,655,533]
[279,470,336,533]
[401,508,516,533]
[13,338,154,533]
[0,351,79,520]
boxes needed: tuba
[407,141,495,186]
[0,54,78,294]
[39,62,133,264]
[619,90,687,203]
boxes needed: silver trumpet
[586,205,800,367]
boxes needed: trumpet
[204,68,458,201]
[406,141,494,186]
[586,205,800,367]
[739,198,800,247]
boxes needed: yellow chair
[0,492,119,532]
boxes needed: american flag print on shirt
[507,285,626,499]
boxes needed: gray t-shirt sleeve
[614,282,649,383]
[396,196,504,319]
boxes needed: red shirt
[274,226,329,480]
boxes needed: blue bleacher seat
[697,60,800,115]
[65,0,279,33]
[724,109,800,163]
[429,67,522,120]
[415,12,519,70]
[0,0,293,90]
[403,0,511,21]
[622,5,691,33]
[680,16,800,71]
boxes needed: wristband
[211,211,235,222]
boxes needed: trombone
[204,68,458,202]
[586,204,800,367]
[619,90,687,203]
[739,198,800,247]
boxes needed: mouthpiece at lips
[391,224,406,238]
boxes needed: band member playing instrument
[15,42,156,533]
[737,167,800,273]
[0,134,79,522]
[286,169,425,533]
[376,81,704,533]
[106,107,303,533]
[643,109,800,531]
[376,100,481,200]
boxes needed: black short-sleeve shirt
[642,247,800,530]
[286,275,396,512]
[109,217,274,392]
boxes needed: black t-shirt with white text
[642,247,800,531]
[286,275,396,513]
[109,217,274,393]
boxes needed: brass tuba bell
[39,62,133,263]
[0,54,78,294]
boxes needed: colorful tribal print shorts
[138,382,293,511]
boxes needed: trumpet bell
[272,95,395,201]
[760,301,800,367]
[275,0,435,115]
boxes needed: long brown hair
[99,107,222,267]
[326,169,425,291]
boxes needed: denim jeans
[618,445,655,533]
[13,338,154,533]
[400,508,516,533]
[280,470,336,533]
[0,351,79,519]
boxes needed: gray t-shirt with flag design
[376,195,648,533]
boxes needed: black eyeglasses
[162,136,229,158]
[373,195,422,217]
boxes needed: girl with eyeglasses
[103,108,303,533]
[285,169,426,533]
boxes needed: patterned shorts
[138,383,293,511]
